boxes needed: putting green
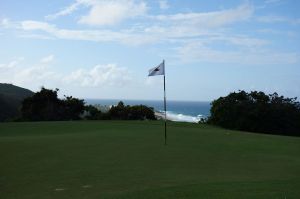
[0,121,299,198]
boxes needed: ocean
[85,99,211,123]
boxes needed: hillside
[0,83,34,121]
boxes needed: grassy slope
[0,121,299,199]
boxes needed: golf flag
[148,61,165,76]
[148,60,167,145]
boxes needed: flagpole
[163,60,167,145]
[148,60,167,145]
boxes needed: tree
[21,88,84,121]
[109,101,129,120]
[62,96,85,120]
[21,88,61,121]
[208,90,300,136]
[128,105,156,120]
[84,105,102,120]
[108,101,156,120]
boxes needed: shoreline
[154,111,203,123]
[154,111,166,120]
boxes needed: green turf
[0,121,300,199]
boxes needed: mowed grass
[0,121,300,199]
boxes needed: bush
[207,90,300,136]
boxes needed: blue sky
[0,0,299,101]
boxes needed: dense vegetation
[21,88,85,121]
[94,101,155,120]
[20,87,156,121]
[208,90,300,136]
[0,83,34,121]
[85,101,156,120]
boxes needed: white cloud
[45,1,82,20]
[214,35,269,48]
[13,65,61,87]
[1,18,10,27]
[45,1,253,28]
[0,55,60,90]
[177,41,300,65]
[0,57,24,69]
[78,0,147,26]
[264,0,281,4]
[154,3,254,28]
[159,0,169,10]
[40,55,55,64]
[19,20,159,45]
[257,15,300,25]
[20,20,122,41]
[257,29,297,38]
[46,0,148,26]
[257,15,287,23]
[21,20,56,32]
[0,63,61,91]
[0,56,133,92]
[17,33,55,40]
[5,2,299,66]
[63,64,132,87]
[18,3,254,45]
[0,18,19,29]
[18,3,255,45]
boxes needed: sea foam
[157,111,204,123]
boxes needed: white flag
[148,61,165,76]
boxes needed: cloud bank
[46,0,148,26]
[0,1,296,66]
[0,56,133,92]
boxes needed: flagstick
[163,60,167,146]
[148,60,167,145]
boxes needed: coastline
[154,111,202,123]
[154,111,166,120]
[85,99,210,123]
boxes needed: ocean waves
[155,111,205,123]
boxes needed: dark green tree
[21,88,61,121]
[108,101,156,120]
[109,101,129,120]
[84,105,102,120]
[62,96,85,120]
[208,90,300,136]
[128,105,156,120]
[21,88,84,121]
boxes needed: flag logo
[148,61,165,76]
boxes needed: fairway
[0,121,300,199]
